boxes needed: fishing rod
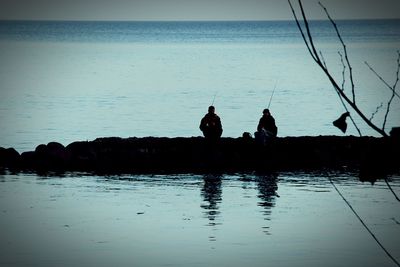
[211,92,217,106]
[267,80,278,109]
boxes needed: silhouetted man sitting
[255,108,277,145]
[200,106,223,141]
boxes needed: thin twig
[337,51,361,135]
[320,51,327,69]
[319,2,356,103]
[338,51,346,90]
[369,102,383,122]
[384,178,400,202]
[382,51,400,131]
[365,61,400,100]
[329,177,400,267]
[383,91,396,131]
[349,114,362,137]
[394,51,400,89]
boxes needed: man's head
[263,108,270,116]
[208,106,215,114]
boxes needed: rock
[390,127,400,139]
[66,141,97,170]
[35,144,47,154]
[30,142,69,170]
[1,136,399,175]
[47,142,69,161]
[0,147,20,168]
[20,151,36,168]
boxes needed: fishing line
[328,176,400,267]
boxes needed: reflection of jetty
[0,136,399,175]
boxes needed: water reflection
[255,173,279,235]
[200,174,222,224]
[200,174,222,241]
[1,172,400,267]
[359,169,387,185]
[199,173,280,237]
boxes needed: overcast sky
[0,0,399,21]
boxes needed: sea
[0,20,400,267]
[0,20,400,152]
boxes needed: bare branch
[383,93,396,131]
[319,2,356,103]
[314,43,386,136]
[382,51,400,131]
[289,0,359,136]
[348,113,362,137]
[320,51,327,69]
[338,51,346,90]
[365,60,400,100]
[289,0,389,137]
[393,50,400,92]
[384,178,400,202]
[394,50,400,88]
[334,88,362,136]
[369,102,383,121]
[298,0,321,62]
[318,63,382,136]
[288,0,318,62]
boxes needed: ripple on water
[0,170,399,267]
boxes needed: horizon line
[1,18,400,23]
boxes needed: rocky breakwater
[0,136,399,175]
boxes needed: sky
[0,0,399,21]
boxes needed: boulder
[31,142,69,170]
[0,147,20,167]
[390,127,400,139]
[47,142,69,161]
[20,151,36,168]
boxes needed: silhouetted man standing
[200,106,223,140]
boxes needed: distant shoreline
[2,18,400,23]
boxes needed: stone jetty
[1,136,399,177]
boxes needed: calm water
[0,20,400,152]
[0,172,399,267]
[1,21,400,266]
